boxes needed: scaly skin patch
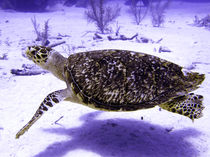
[159,93,204,121]
[26,46,52,65]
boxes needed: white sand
[0,1,210,157]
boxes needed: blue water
[0,0,210,12]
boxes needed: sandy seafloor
[0,1,210,157]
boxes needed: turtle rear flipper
[159,93,204,121]
[16,89,69,139]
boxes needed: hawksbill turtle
[16,46,205,138]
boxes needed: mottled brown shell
[64,50,194,111]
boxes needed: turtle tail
[159,93,204,121]
[184,71,205,91]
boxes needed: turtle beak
[25,46,36,60]
[25,46,32,60]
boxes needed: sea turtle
[16,46,205,139]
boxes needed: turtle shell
[64,50,191,111]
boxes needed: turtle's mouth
[26,46,36,60]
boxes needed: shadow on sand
[34,111,200,157]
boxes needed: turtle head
[26,46,52,66]
[26,45,67,81]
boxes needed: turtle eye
[40,48,47,54]
[35,46,41,51]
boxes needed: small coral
[130,0,149,25]
[31,17,50,46]
[85,0,120,34]
[150,0,170,27]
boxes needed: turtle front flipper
[159,93,204,121]
[16,89,69,139]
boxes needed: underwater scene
[0,0,210,156]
